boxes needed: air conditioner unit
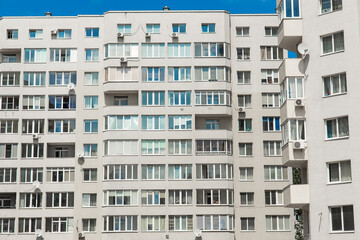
[33,180,40,190]
[293,141,306,150]
[120,57,127,63]
[77,152,84,158]
[35,229,42,237]
[33,133,39,139]
[172,32,179,38]
[145,32,151,37]
[194,229,202,237]
[238,107,244,112]
[51,29,57,35]
[78,232,85,238]
[295,99,304,107]
[117,32,124,38]
[67,82,75,90]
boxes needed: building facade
[0,10,292,240]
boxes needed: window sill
[260,59,283,61]
[265,204,285,207]
[319,9,342,16]
[325,136,349,141]
[237,83,251,86]
[239,180,254,182]
[326,181,352,186]
[329,230,355,234]
[238,131,253,133]
[236,59,251,62]
[265,230,291,232]
[323,92,347,98]
[238,155,253,157]
[239,205,255,207]
[235,35,251,37]
[321,50,345,57]
[24,85,46,87]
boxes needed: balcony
[282,141,307,167]
[47,143,75,158]
[0,193,16,209]
[283,184,309,208]
[278,18,303,52]
[278,58,304,83]
[280,99,306,124]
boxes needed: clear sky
[0,0,276,17]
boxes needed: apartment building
[277,0,359,239]
[0,9,292,240]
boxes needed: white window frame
[323,72,347,97]
[105,43,139,58]
[23,72,46,86]
[141,216,166,231]
[196,164,233,180]
[266,215,290,231]
[82,193,97,207]
[282,119,306,144]
[104,140,138,156]
[169,190,192,205]
[329,205,354,232]
[238,95,251,108]
[264,166,287,181]
[0,218,15,233]
[141,91,165,106]
[141,140,166,155]
[196,215,234,231]
[169,215,193,231]
[18,218,41,233]
[238,119,252,132]
[141,43,165,58]
[146,24,160,33]
[237,71,251,84]
[0,72,20,86]
[168,140,192,155]
[236,48,250,60]
[84,120,98,133]
[239,167,253,181]
[261,69,279,84]
[320,0,343,14]
[49,71,76,86]
[48,119,75,133]
[195,140,232,155]
[0,96,19,110]
[82,219,96,232]
[24,49,46,63]
[57,29,72,39]
[325,116,349,140]
[21,143,43,158]
[105,115,138,131]
[327,160,351,184]
[83,168,97,182]
[141,190,165,205]
[261,46,283,60]
[168,115,192,130]
[236,27,250,36]
[265,190,284,205]
[46,167,74,183]
[265,27,278,36]
[85,48,99,62]
[195,91,231,106]
[85,28,99,37]
[169,91,191,106]
[168,164,192,180]
[263,141,282,156]
[50,48,77,62]
[240,192,254,206]
[168,67,191,81]
[45,217,73,233]
[22,95,45,110]
[103,190,138,206]
[84,96,98,109]
[0,119,18,134]
[168,43,191,58]
[141,67,165,82]
[103,216,137,232]
[195,67,230,82]
[141,164,165,180]
[103,164,138,181]
[118,24,131,34]
[46,192,74,208]
[262,93,280,108]
[240,217,255,231]
[196,189,233,205]
[238,143,253,156]
[85,72,99,85]
[0,168,17,183]
[19,193,42,208]
[0,143,18,158]
[20,168,43,183]
[321,31,344,55]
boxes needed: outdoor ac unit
[238,107,244,112]
[78,232,85,238]
[33,133,39,139]
[77,152,84,158]
[35,229,42,237]
[120,57,127,63]
[51,29,57,35]
[145,32,151,37]
[117,32,124,38]
[295,99,304,107]
[172,32,178,38]
[293,141,306,150]
[194,229,202,237]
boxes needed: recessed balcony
[283,184,309,208]
[282,141,308,167]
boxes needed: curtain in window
[327,119,336,138]
[299,120,305,140]
[288,78,296,98]
[338,117,348,137]
[340,161,351,181]
[324,77,331,96]
[265,216,271,230]
[334,32,344,52]
[343,205,354,231]
[329,163,340,182]
[296,78,303,98]
[322,36,333,54]
[331,207,342,231]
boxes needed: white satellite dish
[35,229,42,237]
[194,229,202,237]
[67,82,75,90]
[32,180,40,189]
[297,43,309,56]
[77,152,84,158]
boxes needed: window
[236,48,250,60]
[141,115,165,130]
[195,91,231,106]
[85,49,99,61]
[19,193,41,208]
[103,216,137,232]
[325,116,349,139]
[146,24,160,33]
[118,24,131,34]
[195,43,230,58]
[84,96,98,109]
[168,67,191,81]
[113,96,127,106]
[330,205,354,232]
[82,219,96,232]
[196,164,233,180]
[48,95,76,110]
[0,96,19,110]
[85,27,99,37]
[49,72,76,85]
[238,143,253,156]
[7,29,18,39]
[265,27,278,36]
[141,190,165,205]
[45,217,73,232]
[141,164,165,180]
[263,141,282,156]
[24,49,46,63]
[84,144,97,157]
[169,190,192,205]
[261,46,283,60]
[169,91,191,106]
[239,119,252,132]
[141,43,165,58]
[263,117,280,132]
[261,69,279,84]
[82,193,97,207]
[0,144,17,158]
[239,167,253,181]
[321,0,342,14]
[141,91,165,106]
[104,140,138,156]
[201,24,215,33]
[20,168,43,183]
[57,29,71,39]
[205,120,219,130]
[168,43,191,57]
[105,43,139,58]
[22,95,45,110]
[196,140,232,155]
[2,54,17,63]
[85,72,99,85]
[168,140,192,155]
[50,48,77,62]
[322,31,344,55]
[0,168,16,183]
[141,67,165,82]
[264,166,288,181]
[240,192,254,206]
[48,119,75,133]
[278,0,301,19]
[46,192,74,208]
[0,219,15,233]
[196,189,233,205]
[280,77,304,104]
[172,24,186,33]
[105,115,139,130]
[236,27,249,36]
[141,140,166,155]
[238,95,251,108]
[29,29,43,39]
[266,215,290,231]
[46,168,74,183]
[169,164,192,180]
[141,216,165,231]
[195,67,231,82]
[0,120,18,134]
[169,216,193,231]
[265,190,284,205]
[328,160,351,183]
[282,119,306,144]
[0,72,20,86]
[241,218,255,231]
[262,93,280,108]
[196,215,234,231]
[237,71,251,84]
[103,164,138,181]
[169,116,191,130]
[21,143,44,158]
[18,218,41,233]
[84,120,98,133]
[23,119,44,134]
[83,168,97,182]
[323,73,346,97]
[22,72,45,87]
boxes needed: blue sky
[0,0,276,16]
